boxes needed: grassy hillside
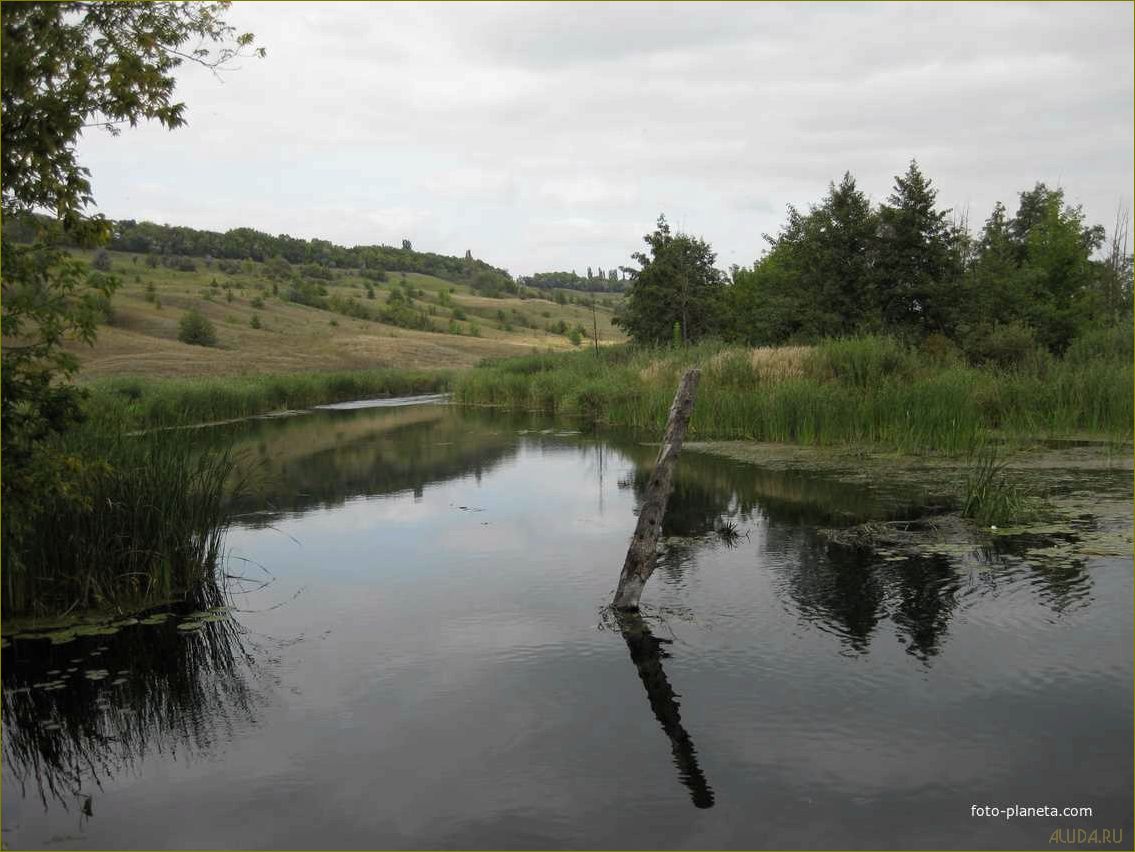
[67,249,625,378]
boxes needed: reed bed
[3,421,237,617]
[455,335,1132,454]
[84,367,453,430]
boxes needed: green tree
[1,2,262,563]
[725,249,808,345]
[617,215,726,345]
[959,201,1025,328]
[959,187,1113,354]
[1014,188,1106,352]
[726,173,879,344]
[876,160,961,336]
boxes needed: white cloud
[76,1,1133,275]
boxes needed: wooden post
[613,368,700,611]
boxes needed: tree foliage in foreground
[1,1,262,566]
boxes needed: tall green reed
[3,416,239,617]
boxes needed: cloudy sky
[76,1,1133,276]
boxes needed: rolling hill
[66,249,626,379]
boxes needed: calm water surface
[3,399,1131,849]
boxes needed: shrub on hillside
[82,290,115,326]
[178,309,218,347]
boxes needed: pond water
[3,399,1132,849]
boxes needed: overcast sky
[76,1,1133,276]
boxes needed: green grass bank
[454,332,1133,454]
[83,367,453,430]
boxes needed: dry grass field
[66,249,626,380]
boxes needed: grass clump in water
[961,448,1041,527]
[2,417,237,618]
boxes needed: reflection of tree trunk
[617,610,715,809]
[613,369,700,610]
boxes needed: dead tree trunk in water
[613,368,700,611]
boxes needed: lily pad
[74,625,120,638]
[45,630,79,645]
[83,669,110,681]
[176,621,205,632]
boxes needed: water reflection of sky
[4,404,1131,850]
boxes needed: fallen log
[612,368,700,611]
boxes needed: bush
[921,332,961,366]
[178,309,218,347]
[301,263,334,281]
[963,322,1047,370]
[249,314,262,329]
[82,291,115,326]
[91,249,112,271]
[285,281,328,309]
[1064,322,1134,366]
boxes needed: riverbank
[453,334,1133,454]
[83,367,453,429]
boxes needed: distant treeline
[518,269,627,293]
[617,161,1133,358]
[3,214,513,286]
